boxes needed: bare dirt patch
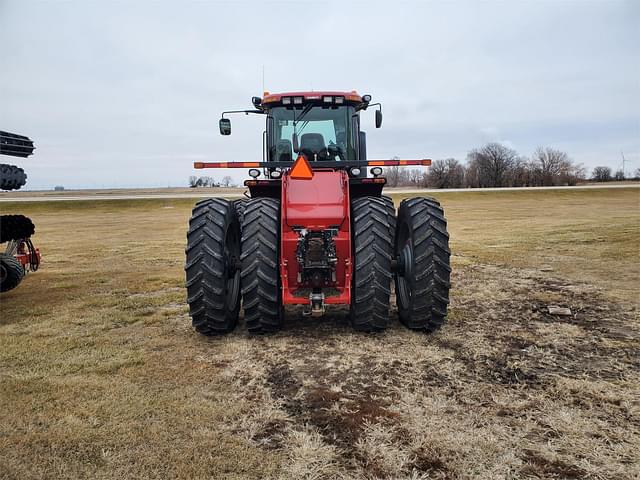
[213,261,638,478]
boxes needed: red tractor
[185,91,450,334]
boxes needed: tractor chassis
[185,160,451,334]
[185,90,450,334]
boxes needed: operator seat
[299,133,327,161]
[276,139,293,162]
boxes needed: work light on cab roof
[184,90,451,336]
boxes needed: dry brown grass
[0,188,638,479]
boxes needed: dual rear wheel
[185,197,282,334]
[394,197,451,331]
[185,198,241,334]
[185,195,450,335]
[350,196,451,332]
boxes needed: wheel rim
[224,223,241,310]
[396,222,413,309]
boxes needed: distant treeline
[188,175,236,188]
[384,143,639,189]
[188,143,637,189]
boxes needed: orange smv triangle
[289,154,314,180]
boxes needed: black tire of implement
[395,197,451,332]
[0,215,35,244]
[185,198,241,335]
[0,164,27,191]
[241,197,282,333]
[350,196,393,331]
[233,198,248,231]
[0,254,25,292]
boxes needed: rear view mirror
[375,109,383,128]
[219,118,231,135]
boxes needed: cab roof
[262,91,363,106]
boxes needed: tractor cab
[259,92,380,166]
[218,91,382,176]
[203,91,425,199]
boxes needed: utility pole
[621,151,627,178]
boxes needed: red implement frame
[15,241,40,269]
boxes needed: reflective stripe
[195,162,261,168]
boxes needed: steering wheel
[327,141,345,161]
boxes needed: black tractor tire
[233,198,248,230]
[185,198,242,335]
[0,215,35,243]
[381,195,397,237]
[0,254,25,292]
[350,196,393,331]
[395,197,451,332]
[0,164,27,191]
[241,197,282,333]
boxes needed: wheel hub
[395,243,413,279]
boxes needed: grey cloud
[1,0,638,189]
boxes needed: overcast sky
[1,0,638,189]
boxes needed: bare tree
[466,143,518,187]
[188,175,198,188]
[406,168,425,187]
[591,166,612,182]
[614,169,625,181]
[531,147,572,186]
[221,175,233,188]
[426,158,465,188]
[507,157,532,187]
[427,161,447,188]
[463,160,479,188]
[195,176,215,187]
[384,157,402,187]
[564,163,586,186]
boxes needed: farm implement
[0,131,40,293]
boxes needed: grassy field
[0,188,638,479]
